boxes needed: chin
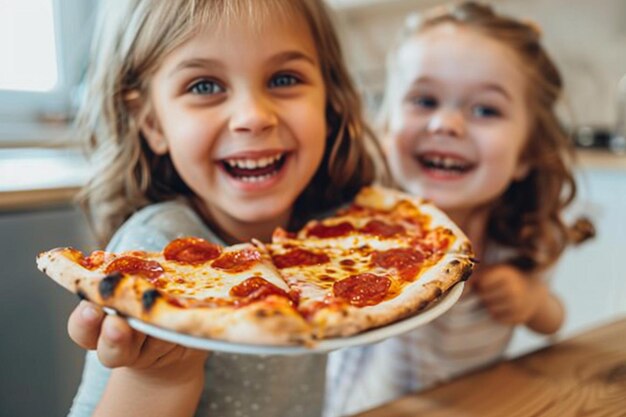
[397,180,425,198]
[419,192,460,212]
[234,201,291,225]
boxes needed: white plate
[106,282,464,356]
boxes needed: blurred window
[0,0,58,92]
[0,0,95,126]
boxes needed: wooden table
[354,317,626,417]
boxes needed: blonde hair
[77,0,387,245]
[380,1,584,271]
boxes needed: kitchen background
[0,0,624,416]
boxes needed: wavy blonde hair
[77,0,387,245]
[379,1,584,271]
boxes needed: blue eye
[410,96,438,109]
[472,105,501,118]
[188,80,224,95]
[269,74,299,88]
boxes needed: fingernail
[81,305,100,321]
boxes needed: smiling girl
[326,2,588,415]
[65,1,385,416]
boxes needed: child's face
[385,24,531,220]
[142,14,326,237]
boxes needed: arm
[524,282,564,334]
[473,264,564,335]
[69,303,209,417]
[94,346,206,417]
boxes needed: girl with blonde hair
[66,0,386,416]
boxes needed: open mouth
[416,153,475,174]
[220,152,288,182]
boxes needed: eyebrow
[168,50,318,78]
[477,83,513,101]
[267,50,318,67]
[410,77,513,101]
[168,58,224,78]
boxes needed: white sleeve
[67,351,111,417]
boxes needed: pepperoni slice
[230,277,290,303]
[104,256,164,279]
[371,248,424,270]
[361,220,406,238]
[333,273,391,307]
[272,248,330,269]
[164,237,222,264]
[79,250,112,270]
[211,249,260,273]
[307,222,355,238]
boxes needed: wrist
[95,353,207,417]
[121,350,208,388]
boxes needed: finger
[133,337,179,369]
[68,301,105,350]
[489,309,518,324]
[474,273,505,292]
[485,300,511,316]
[477,287,510,304]
[96,315,143,368]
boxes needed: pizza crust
[308,254,474,339]
[36,248,312,345]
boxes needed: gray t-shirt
[68,200,326,417]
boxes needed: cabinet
[0,205,94,417]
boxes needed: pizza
[36,186,475,346]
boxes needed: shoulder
[125,199,203,229]
[107,199,222,252]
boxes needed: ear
[139,110,168,155]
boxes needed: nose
[229,93,277,136]
[426,108,465,137]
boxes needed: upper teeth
[423,155,469,169]
[225,154,282,169]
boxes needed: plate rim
[119,281,464,356]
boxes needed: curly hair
[379,1,583,272]
[76,0,388,245]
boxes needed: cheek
[168,113,217,152]
[386,131,422,193]
[388,123,421,169]
[478,138,526,189]
[390,110,424,149]
[164,128,217,181]
[298,114,326,160]
[479,122,527,164]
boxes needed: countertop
[0,147,625,211]
[0,147,89,211]
[354,316,626,417]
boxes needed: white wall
[332,0,626,127]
